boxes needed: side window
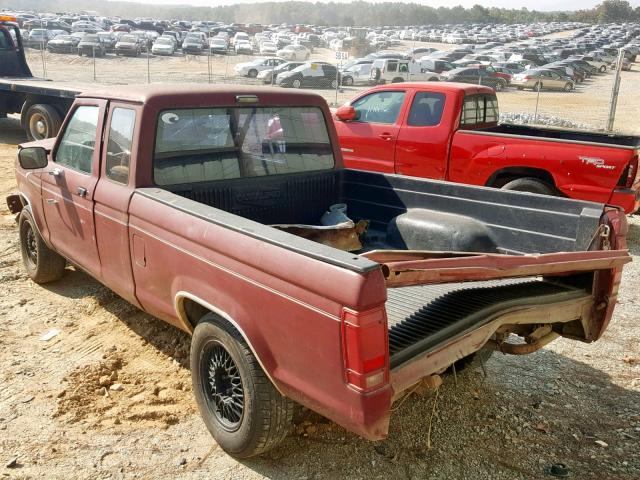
[106,108,136,184]
[351,91,406,124]
[55,106,99,174]
[407,92,446,127]
[399,63,409,73]
[460,95,499,127]
[387,61,398,73]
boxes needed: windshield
[153,107,334,185]
[156,38,172,44]
[120,35,136,42]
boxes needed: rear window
[153,106,334,186]
[460,94,499,127]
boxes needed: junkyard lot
[1,31,640,479]
[22,33,640,134]
[0,128,639,478]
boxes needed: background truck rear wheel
[19,209,66,284]
[191,314,294,458]
[25,104,62,141]
[501,177,556,196]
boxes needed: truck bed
[0,76,83,99]
[475,123,640,149]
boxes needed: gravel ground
[1,29,639,479]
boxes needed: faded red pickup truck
[334,83,640,213]
[6,85,631,458]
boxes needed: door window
[106,108,136,184]
[387,61,398,73]
[351,91,406,124]
[407,92,446,126]
[55,106,99,174]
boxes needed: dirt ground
[1,33,640,480]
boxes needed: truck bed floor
[386,278,589,368]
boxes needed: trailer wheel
[19,209,66,284]
[25,104,62,141]
[501,177,556,196]
[191,314,294,458]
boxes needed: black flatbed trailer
[0,17,87,139]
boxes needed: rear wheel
[19,209,66,284]
[25,104,62,141]
[191,314,294,458]
[599,65,607,73]
[342,75,354,86]
[564,82,573,92]
[292,78,302,89]
[501,177,556,196]
[494,80,505,91]
[248,69,258,78]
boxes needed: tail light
[524,75,532,80]
[341,307,389,392]
[625,155,638,187]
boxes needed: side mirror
[335,105,357,122]
[18,147,48,170]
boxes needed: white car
[232,31,250,46]
[276,44,310,61]
[235,40,253,55]
[260,41,277,56]
[340,62,373,86]
[151,37,175,56]
[234,57,286,78]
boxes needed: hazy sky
[123,0,640,12]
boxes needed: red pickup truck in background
[334,83,640,213]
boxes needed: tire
[19,209,66,284]
[330,79,338,89]
[342,76,354,86]
[191,314,294,458]
[25,104,62,141]
[292,78,302,89]
[248,69,258,78]
[599,65,607,73]
[564,82,573,92]
[501,177,556,196]
[494,80,505,91]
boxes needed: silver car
[511,69,574,92]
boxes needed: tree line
[2,0,639,27]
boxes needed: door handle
[46,199,58,205]
[77,187,88,198]
[379,133,394,141]
[48,168,63,177]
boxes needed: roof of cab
[77,84,329,106]
[367,82,495,96]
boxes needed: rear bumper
[608,187,640,214]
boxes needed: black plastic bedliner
[386,278,588,368]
